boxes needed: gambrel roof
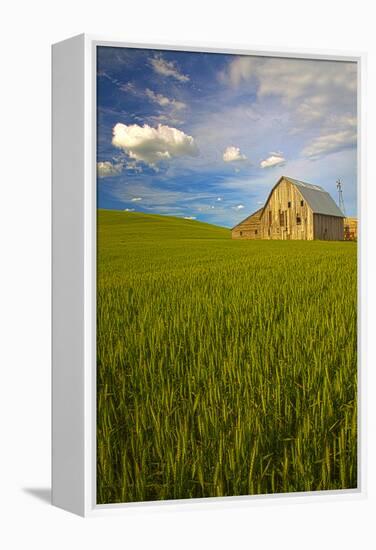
[262,176,345,218]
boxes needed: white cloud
[97,161,122,178]
[223,146,247,162]
[145,88,186,110]
[232,204,245,210]
[220,56,259,88]
[147,113,185,127]
[260,154,286,168]
[124,208,135,212]
[184,216,196,220]
[220,57,357,161]
[131,197,142,202]
[217,197,223,201]
[221,56,356,105]
[120,83,186,114]
[150,55,190,82]
[301,129,356,159]
[112,123,198,166]
[146,88,170,106]
[120,82,136,93]
[124,161,143,173]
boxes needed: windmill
[336,179,346,216]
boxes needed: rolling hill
[97,209,231,242]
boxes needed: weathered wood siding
[259,177,314,240]
[232,209,262,239]
[344,217,357,241]
[313,214,344,240]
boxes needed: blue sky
[97,47,357,227]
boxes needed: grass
[97,209,357,504]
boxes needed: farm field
[97,209,357,504]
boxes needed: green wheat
[96,210,357,504]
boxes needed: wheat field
[96,209,357,504]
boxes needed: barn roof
[287,177,345,217]
[262,176,345,218]
[231,208,263,230]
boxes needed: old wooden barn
[232,176,345,241]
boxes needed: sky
[97,47,357,227]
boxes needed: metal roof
[260,176,345,218]
[285,177,345,217]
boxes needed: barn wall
[313,214,344,240]
[259,178,314,240]
[232,209,262,239]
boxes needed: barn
[232,176,345,241]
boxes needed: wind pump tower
[336,179,346,215]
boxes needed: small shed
[344,217,358,241]
[231,208,262,240]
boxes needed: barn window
[240,231,243,236]
[288,201,291,208]
[268,211,272,226]
[255,229,258,235]
[296,216,302,225]
[300,200,304,207]
[279,211,285,226]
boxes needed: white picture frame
[52,34,366,517]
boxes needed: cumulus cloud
[260,153,286,168]
[131,197,142,202]
[232,204,245,210]
[124,208,135,212]
[112,123,198,166]
[184,216,196,220]
[145,88,186,110]
[97,161,122,178]
[301,129,357,159]
[223,146,247,162]
[150,55,190,82]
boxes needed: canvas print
[96,46,358,504]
